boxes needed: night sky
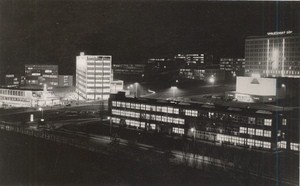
[0,0,299,75]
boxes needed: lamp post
[38,107,44,122]
[191,127,196,158]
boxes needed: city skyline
[0,1,299,75]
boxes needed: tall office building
[245,31,300,78]
[25,64,58,89]
[76,52,112,100]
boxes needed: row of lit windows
[290,143,299,151]
[0,96,29,102]
[239,127,271,137]
[111,117,156,130]
[184,109,198,117]
[112,109,140,118]
[0,89,25,97]
[112,101,278,126]
[140,113,184,125]
[112,101,180,114]
[172,127,185,135]
[216,134,271,149]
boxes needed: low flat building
[0,86,60,107]
[109,92,299,152]
[220,58,245,77]
[225,76,299,103]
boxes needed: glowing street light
[134,82,139,97]
[171,86,177,100]
[209,76,215,86]
[38,107,44,121]
[191,127,196,157]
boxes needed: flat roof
[112,93,298,113]
[246,33,300,40]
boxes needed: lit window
[256,129,263,136]
[162,106,168,113]
[156,106,162,112]
[155,115,161,121]
[282,119,287,126]
[263,142,271,149]
[255,140,263,147]
[247,139,255,146]
[150,124,156,130]
[173,108,179,114]
[277,141,286,149]
[146,105,151,111]
[239,127,247,134]
[264,130,271,137]
[248,128,255,135]
[141,104,145,110]
[112,101,116,107]
[264,119,272,126]
[162,116,167,122]
[248,117,255,124]
[290,143,299,151]
[126,102,131,108]
[208,112,214,118]
[167,107,173,114]
[140,122,145,128]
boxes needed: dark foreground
[0,131,240,186]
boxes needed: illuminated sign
[235,94,253,103]
[267,30,293,36]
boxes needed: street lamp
[171,86,177,100]
[191,127,196,158]
[209,76,215,86]
[38,107,44,122]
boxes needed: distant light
[251,73,261,78]
[38,107,43,111]
[191,127,195,132]
[209,77,215,84]
[171,86,177,90]
[41,119,44,122]
[176,79,179,83]
[281,84,286,88]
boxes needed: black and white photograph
[0,0,299,185]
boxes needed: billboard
[236,77,277,96]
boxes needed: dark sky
[0,0,299,75]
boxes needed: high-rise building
[25,64,58,89]
[245,31,300,78]
[220,58,245,77]
[76,52,112,100]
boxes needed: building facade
[179,67,224,82]
[58,75,73,87]
[109,92,299,152]
[245,31,300,78]
[25,64,59,89]
[76,52,112,100]
[220,58,245,77]
[0,87,60,107]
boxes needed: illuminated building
[174,53,213,67]
[226,76,300,103]
[112,64,145,81]
[58,75,73,87]
[179,67,224,82]
[25,64,58,89]
[76,52,112,100]
[220,58,245,77]
[0,86,60,107]
[4,74,20,87]
[245,31,300,78]
[109,92,299,152]
[110,80,124,94]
